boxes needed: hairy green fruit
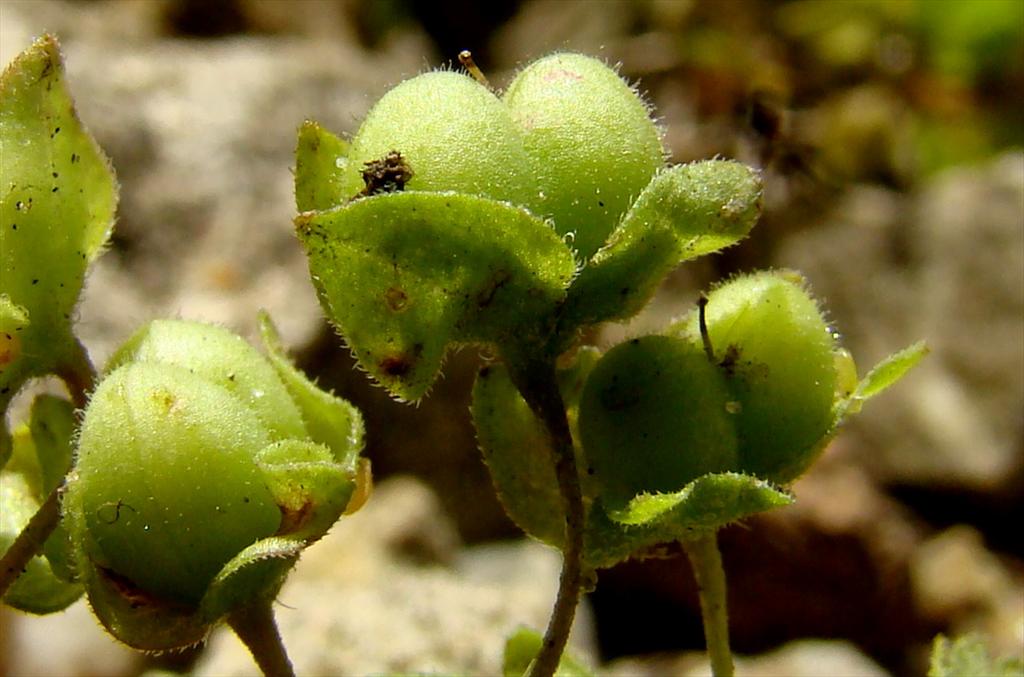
[108,319,307,442]
[340,71,537,207]
[681,271,838,483]
[578,335,737,508]
[71,362,282,604]
[504,53,664,260]
[64,318,364,650]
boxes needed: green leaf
[470,350,600,549]
[582,473,791,570]
[297,191,576,401]
[502,627,594,677]
[605,472,792,528]
[561,160,762,328]
[258,310,364,465]
[28,395,75,496]
[26,395,78,582]
[0,35,117,406]
[1,470,82,613]
[929,634,1024,677]
[853,341,929,403]
[255,439,356,539]
[295,120,349,213]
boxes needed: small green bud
[578,335,737,508]
[679,271,838,483]
[65,319,363,650]
[504,53,664,260]
[340,71,537,207]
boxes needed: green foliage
[297,51,923,581]
[0,396,82,612]
[562,160,763,327]
[0,35,117,417]
[503,627,595,677]
[929,634,1024,677]
[472,351,600,549]
[298,191,575,401]
[472,357,792,570]
[64,319,365,651]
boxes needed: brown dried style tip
[359,151,413,197]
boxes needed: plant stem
[228,599,296,677]
[683,531,734,677]
[56,337,96,410]
[0,483,61,598]
[507,356,585,677]
[0,340,95,600]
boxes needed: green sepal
[199,537,302,626]
[258,310,364,465]
[604,472,792,528]
[470,350,599,549]
[27,395,78,582]
[929,634,1024,677]
[295,120,349,213]
[562,160,762,328]
[0,35,117,404]
[840,341,929,417]
[28,394,75,496]
[582,473,791,570]
[0,470,82,613]
[297,191,576,401]
[502,626,595,677]
[255,439,356,539]
[201,438,357,626]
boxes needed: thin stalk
[507,355,585,677]
[0,483,61,597]
[0,339,95,599]
[228,599,296,677]
[683,531,734,677]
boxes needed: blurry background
[1,1,1021,675]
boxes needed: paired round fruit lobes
[340,53,664,262]
[503,53,665,261]
[66,321,303,605]
[578,272,840,503]
[687,271,839,483]
[578,335,737,509]
[339,71,539,208]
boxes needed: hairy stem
[507,355,585,677]
[228,599,296,677]
[0,340,95,599]
[683,531,734,677]
[56,337,96,410]
[0,483,61,598]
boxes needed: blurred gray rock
[608,639,890,677]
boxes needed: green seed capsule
[69,362,281,605]
[64,318,365,651]
[578,335,737,508]
[107,319,307,441]
[503,53,665,261]
[684,271,838,483]
[340,71,538,207]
